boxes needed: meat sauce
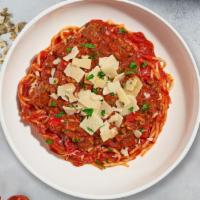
[18,20,172,167]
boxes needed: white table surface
[0,0,200,199]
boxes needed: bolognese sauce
[18,20,173,168]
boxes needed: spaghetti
[18,20,173,168]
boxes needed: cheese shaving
[108,113,123,127]
[100,121,118,142]
[80,113,103,135]
[64,63,85,82]
[63,46,79,61]
[99,55,119,78]
[72,57,92,69]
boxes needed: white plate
[0,0,200,199]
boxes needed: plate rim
[0,0,200,199]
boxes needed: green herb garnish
[95,160,101,165]
[50,101,57,107]
[82,108,94,117]
[55,111,65,118]
[141,103,150,112]
[97,71,105,79]
[141,61,148,68]
[46,138,53,145]
[139,128,144,133]
[80,43,96,49]
[108,147,113,152]
[66,47,72,53]
[128,106,134,112]
[129,62,137,69]
[101,110,106,117]
[125,70,137,75]
[87,127,94,133]
[109,92,115,96]
[118,27,127,34]
[92,88,98,94]
[72,138,80,143]
[86,74,94,80]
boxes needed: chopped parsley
[125,70,137,75]
[72,138,80,143]
[129,62,137,69]
[141,103,150,112]
[95,160,105,168]
[92,88,98,94]
[66,47,72,53]
[86,74,94,80]
[108,147,113,152]
[101,110,106,117]
[55,111,65,118]
[53,79,58,84]
[82,108,94,117]
[141,61,148,68]
[128,106,134,112]
[95,160,102,165]
[80,43,96,49]
[109,92,115,96]
[139,128,144,133]
[50,101,57,107]
[97,71,106,79]
[87,127,94,133]
[46,138,53,145]
[118,27,127,34]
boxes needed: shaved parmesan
[117,87,131,106]
[57,83,77,103]
[103,86,110,95]
[113,73,125,82]
[112,107,122,113]
[57,83,75,96]
[78,90,102,110]
[49,93,58,100]
[133,130,142,138]
[66,93,78,103]
[107,81,121,93]
[63,106,77,115]
[72,57,92,69]
[51,68,56,77]
[53,58,61,65]
[87,66,100,76]
[125,76,143,96]
[108,113,123,127]
[103,80,121,95]
[64,63,85,82]
[100,121,118,142]
[121,147,129,157]
[99,101,113,118]
[93,76,108,88]
[121,95,139,116]
[90,92,103,101]
[87,66,108,88]
[80,113,103,135]
[63,46,79,61]
[49,77,58,85]
[99,55,119,78]
[35,71,40,77]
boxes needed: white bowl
[0,0,199,199]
